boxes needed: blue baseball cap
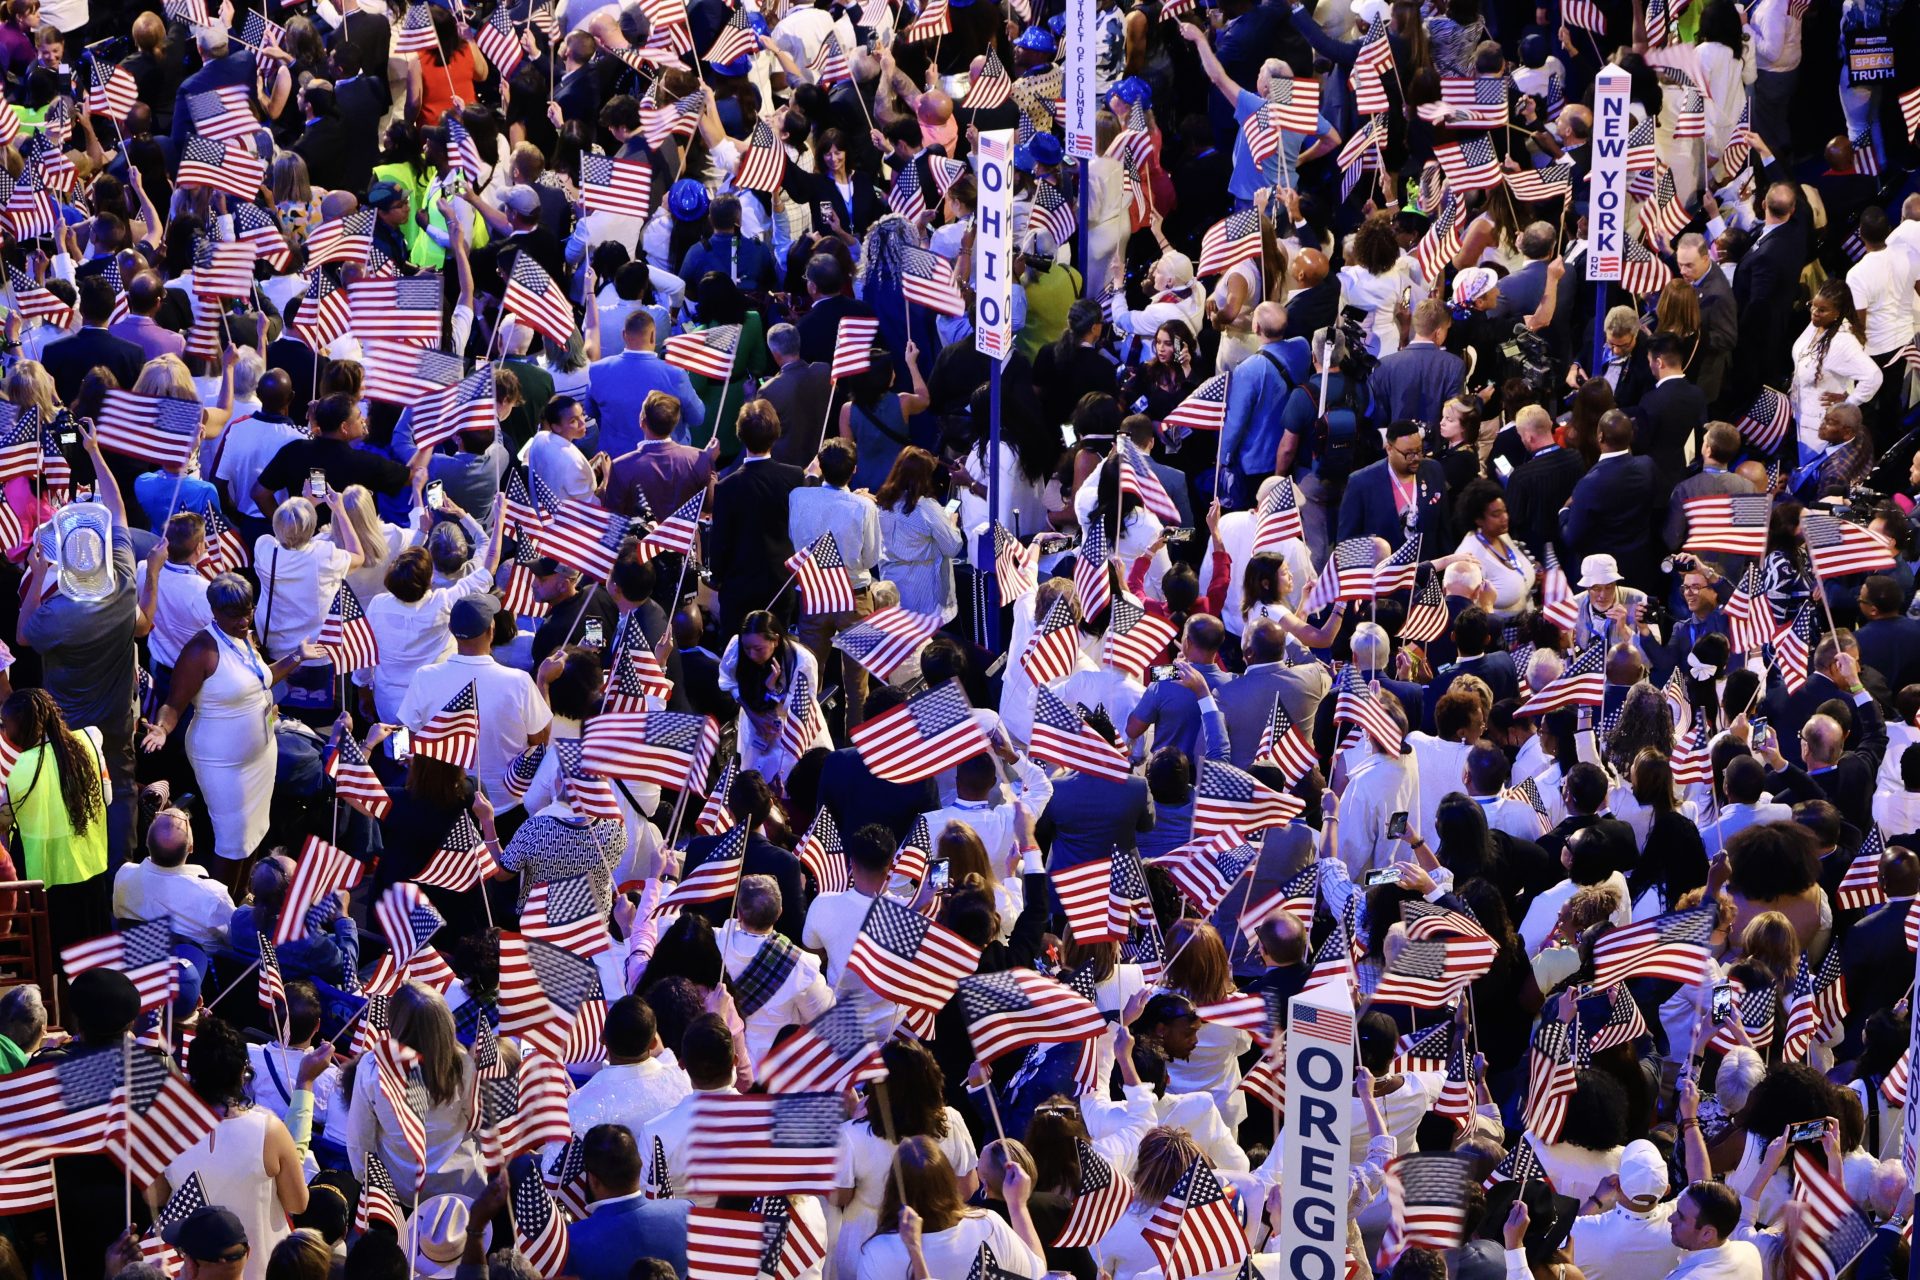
[1013,25,1056,54]
[668,178,710,222]
[1111,76,1151,108]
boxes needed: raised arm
[1177,22,1244,103]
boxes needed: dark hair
[1386,419,1422,444]
[1726,822,1820,900]
[636,913,722,989]
[639,975,705,1057]
[1454,478,1506,531]
[1357,1010,1400,1074]
[816,436,858,487]
[2,689,102,838]
[1683,1182,1742,1239]
[185,1016,253,1109]
[1559,1069,1630,1150]
[678,1012,733,1085]
[583,1122,643,1187]
[603,993,659,1058]
[866,1038,949,1139]
[1563,761,1609,814]
[846,823,895,874]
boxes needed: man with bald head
[1757,648,1885,831]
[1283,247,1338,344]
[1839,840,1920,1055]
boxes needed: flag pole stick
[122,1030,134,1226]
[763,570,797,613]
[979,1070,1006,1142]
[204,958,263,1010]
[816,375,838,460]
[49,1162,67,1274]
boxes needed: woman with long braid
[1787,278,1881,458]
[0,687,111,953]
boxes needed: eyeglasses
[1389,444,1424,461]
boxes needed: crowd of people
[1,0,1920,1271]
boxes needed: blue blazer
[584,351,705,459]
[566,1195,689,1280]
[1336,457,1450,550]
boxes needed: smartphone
[1493,455,1514,478]
[582,616,605,649]
[1162,526,1196,544]
[929,860,950,891]
[1749,716,1768,740]
[308,468,329,501]
[425,480,446,511]
[1386,811,1409,841]
[1149,663,1178,683]
[387,727,412,761]
[1363,868,1399,887]
[1711,982,1733,1025]
[1786,1118,1827,1143]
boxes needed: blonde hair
[269,152,312,207]
[938,820,996,888]
[272,496,318,549]
[334,484,390,564]
[391,982,466,1106]
[5,361,55,421]
[1131,1127,1206,1207]
[132,354,197,402]
[1737,910,1799,983]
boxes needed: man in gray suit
[1662,420,1758,584]
[1215,620,1332,770]
[1675,233,1739,406]
[759,323,834,467]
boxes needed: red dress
[416,44,478,128]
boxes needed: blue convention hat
[1028,132,1063,167]
[1112,75,1151,108]
[1047,13,1067,35]
[1013,144,1035,171]
[1014,24,1056,53]
[668,178,710,222]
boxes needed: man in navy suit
[1366,300,1465,432]
[1729,147,1814,402]
[1337,420,1450,549]
[1559,410,1662,593]
[563,1125,689,1280]
[1629,335,1709,482]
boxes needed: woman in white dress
[140,574,325,872]
[1788,280,1882,456]
[157,1019,311,1280]
[831,1039,979,1280]
[717,610,832,784]
[855,1137,1047,1280]
[1453,481,1537,620]
[1338,213,1417,356]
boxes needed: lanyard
[1476,532,1519,571]
[213,625,271,692]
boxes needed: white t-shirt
[396,653,554,808]
[253,536,354,662]
[148,562,214,671]
[1847,247,1918,356]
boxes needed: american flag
[1251,476,1304,551]
[1031,180,1078,249]
[993,524,1039,603]
[733,120,787,194]
[1151,830,1259,915]
[5,270,71,327]
[1726,561,1773,655]
[256,933,286,1015]
[1581,982,1649,1053]
[503,255,577,346]
[577,153,656,221]
[1193,759,1303,839]
[1803,510,1897,578]
[581,710,718,789]
[1052,856,1127,944]
[603,623,675,712]
[794,808,848,895]
[416,812,502,891]
[176,137,265,199]
[544,1137,590,1220]
[523,873,612,955]
[1671,718,1712,786]
[785,531,856,615]
[693,755,737,836]
[1022,595,1081,686]
[412,364,495,453]
[1507,160,1574,203]
[1333,665,1405,754]
[95,390,202,468]
[1121,905,1166,985]
[0,407,40,482]
[112,1045,223,1187]
[1353,18,1395,112]
[415,681,480,771]
[900,243,967,315]
[1620,236,1673,296]
[1401,568,1450,645]
[1902,86,1920,143]
[62,920,175,1013]
[810,31,851,85]
[1197,208,1261,278]
[1372,936,1499,1008]
[1105,596,1178,680]
[961,967,1107,1062]
[1836,827,1886,910]
[1374,533,1422,593]
[0,169,54,241]
[776,666,827,761]
[1435,135,1500,191]
[1402,899,1489,942]
[442,112,484,186]
[847,892,982,1010]
[503,465,561,533]
[1522,1014,1578,1142]
[1241,102,1280,165]
[1413,194,1465,282]
[684,1093,842,1196]
[200,498,247,576]
[1882,1047,1911,1106]
[1673,87,1707,140]
[1031,686,1130,782]
[1775,602,1816,694]
[1394,1019,1453,1073]
[1722,102,1753,175]
[502,743,546,801]
[1263,76,1322,133]
[828,316,881,380]
[1380,1153,1473,1264]
[634,0,688,48]
[1516,637,1605,714]
[686,1209,763,1279]
[966,48,1014,110]
[888,164,926,222]
[274,834,365,946]
[499,932,607,1062]
[705,4,759,64]
[1782,947,1848,1061]
[327,732,390,819]
[833,605,941,680]
[1640,164,1692,243]
[86,58,138,121]
[1791,1155,1876,1280]
[0,1046,128,1162]
[474,1048,573,1167]
[511,1158,571,1278]
[292,271,351,351]
[373,880,444,971]
[1483,1133,1550,1187]
[474,7,525,76]
[305,209,375,266]
[652,822,746,917]
[1305,537,1380,613]
[1163,373,1229,432]
[184,84,256,143]
[1117,438,1180,524]
[1645,0,1670,43]
[318,582,377,671]
[1705,976,1778,1053]
[633,490,703,564]
[1589,905,1716,988]
[394,1,441,52]
[1055,1138,1133,1247]
[1438,76,1508,129]
[663,323,744,382]
[1683,492,1771,557]
[1564,0,1605,27]
[538,497,633,581]
[894,815,934,884]
[757,992,882,1094]
[901,0,951,40]
[345,274,442,344]
[1143,1158,1247,1280]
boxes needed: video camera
[1500,324,1560,397]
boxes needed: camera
[1336,310,1377,383]
[1830,484,1888,526]
[1501,324,1560,396]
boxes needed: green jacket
[1015,262,1084,363]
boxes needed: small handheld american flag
[580,153,654,220]
[663,323,744,380]
[734,120,787,193]
[415,681,481,771]
[784,532,856,615]
[847,679,989,784]
[502,254,577,346]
